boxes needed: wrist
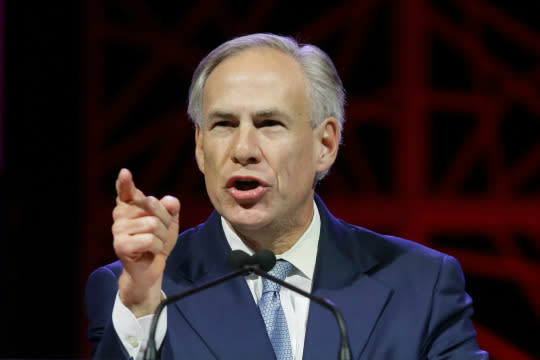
[118,273,164,318]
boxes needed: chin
[229,215,268,230]
[225,209,272,231]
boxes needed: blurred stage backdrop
[2,0,539,359]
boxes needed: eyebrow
[208,111,236,120]
[253,108,291,121]
[207,108,292,121]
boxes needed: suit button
[128,336,139,348]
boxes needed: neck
[228,208,314,255]
[240,232,300,255]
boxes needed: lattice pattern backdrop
[81,1,539,359]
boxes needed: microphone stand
[144,251,352,360]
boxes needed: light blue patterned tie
[259,260,294,360]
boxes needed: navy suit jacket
[86,196,488,359]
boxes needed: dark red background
[2,1,539,359]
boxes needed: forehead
[202,48,309,116]
[210,47,305,80]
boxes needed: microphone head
[251,249,276,271]
[227,250,251,270]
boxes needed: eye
[260,119,282,127]
[211,120,234,129]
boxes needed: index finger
[116,168,145,203]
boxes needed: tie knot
[262,260,293,293]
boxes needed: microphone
[228,249,276,271]
[143,250,269,360]
[229,250,353,360]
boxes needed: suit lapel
[303,197,393,360]
[162,211,276,359]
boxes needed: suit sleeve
[422,255,489,360]
[85,266,132,360]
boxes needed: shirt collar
[221,201,320,281]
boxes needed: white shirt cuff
[112,291,167,360]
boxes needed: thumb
[160,195,181,220]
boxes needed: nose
[231,122,261,165]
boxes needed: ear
[195,124,205,173]
[314,117,339,174]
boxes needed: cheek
[274,139,315,178]
[203,141,226,170]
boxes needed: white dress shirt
[112,202,320,360]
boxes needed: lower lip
[227,185,268,201]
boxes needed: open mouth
[234,179,260,191]
[226,176,268,201]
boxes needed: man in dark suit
[85,33,488,359]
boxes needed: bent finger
[131,196,175,229]
[112,216,169,241]
[112,202,149,221]
[114,233,165,258]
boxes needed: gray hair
[187,33,345,181]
